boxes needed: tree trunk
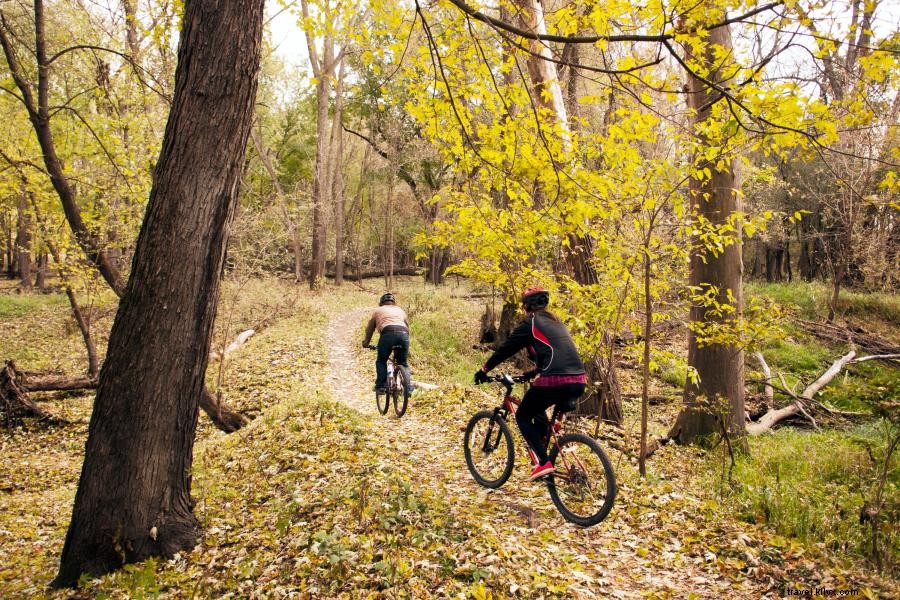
[426,245,447,284]
[121,0,141,61]
[2,210,11,277]
[302,0,335,290]
[309,67,331,289]
[65,287,100,378]
[670,19,746,446]
[331,59,346,286]
[35,252,47,291]
[577,351,622,424]
[495,300,519,348]
[15,185,32,289]
[53,0,264,586]
[639,249,651,476]
[828,262,844,323]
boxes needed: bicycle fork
[482,408,509,453]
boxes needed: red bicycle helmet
[521,286,549,311]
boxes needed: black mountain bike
[366,345,410,417]
[464,373,616,526]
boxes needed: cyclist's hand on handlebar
[521,369,538,382]
[473,369,490,385]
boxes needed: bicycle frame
[367,345,405,390]
[487,375,582,482]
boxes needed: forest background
[0,0,898,597]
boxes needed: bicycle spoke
[548,434,615,525]
[464,412,514,487]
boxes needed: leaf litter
[0,279,895,598]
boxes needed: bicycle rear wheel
[375,387,389,415]
[392,368,409,417]
[547,433,616,527]
[463,410,514,488]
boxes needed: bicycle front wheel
[463,410,514,488]
[393,368,409,417]
[547,433,616,527]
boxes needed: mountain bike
[464,373,616,526]
[366,345,410,417]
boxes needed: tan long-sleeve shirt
[363,305,409,345]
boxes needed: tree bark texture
[309,61,330,290]
[576,352,622,425]
[35,252,47,291]
[495,300,520,348]
[670,21,746,445]
[519,0,570,148]
[53,0,264,586]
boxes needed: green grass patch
[824,364,900,412]
[719,424,899,564]
[658,356,688,389]
[747,281,899,333]
[411,310,481,385]
[0,292,68,318]
[754,331,834,387]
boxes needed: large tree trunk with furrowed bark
[52,0,264,586]
[670,18,746,445]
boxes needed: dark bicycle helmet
[522,286,549,311]
[379,292,396,306]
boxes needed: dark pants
[516,383,585,465]
[376,327,411,390]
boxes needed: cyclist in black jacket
[475,286,587,480]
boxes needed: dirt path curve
[324,307,477,495]
[323,308,769,599]
[324,307,378,416]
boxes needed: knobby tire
[546,433,616,527]
[463,410,514,488]
[376,385,389,415]
[393,368,409,417]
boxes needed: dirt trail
[324,306,477,494]
[323,308,772,599]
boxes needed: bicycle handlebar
[477,373,531,385]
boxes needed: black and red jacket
[483,311,585,376]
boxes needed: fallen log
[209,329,255,362]
[22,373,97,392]
[325,267,419,280]
[747,350,856,435]
[15,366,247,433]
[797,319,899,364]
[1,361,62,428]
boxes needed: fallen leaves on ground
[0,279,895,598]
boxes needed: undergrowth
[747,281,899,340]
[710,424,899,573]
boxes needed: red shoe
[529,461,555,481]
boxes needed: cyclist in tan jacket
[362,292,412,393]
